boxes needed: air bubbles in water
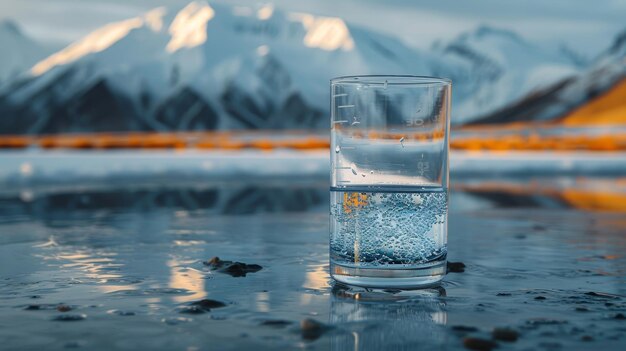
[335,146,340,153]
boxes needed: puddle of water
[0,178,625,350]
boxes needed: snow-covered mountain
[0,20,49,87]
[470,28,626,125]
[0,2,617,134]
[0,2,437,134]
[432,26,580,124]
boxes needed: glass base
[330,260,446,289]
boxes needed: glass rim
[330,75,451,86]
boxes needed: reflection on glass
[330,284,447,351]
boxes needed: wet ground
[1,177,625,350]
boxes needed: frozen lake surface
[1,176,626,350]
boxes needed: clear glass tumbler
[330,75,451,288]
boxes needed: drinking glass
[330,75,451,288]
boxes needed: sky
[1,0,625,58]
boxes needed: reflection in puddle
[1,177,625,350]
[330,284,447,350]
[0,181,327,221]
[455,176,626,212]
[167,260,206,303]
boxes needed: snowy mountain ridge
[0,1,618,134]
[0,19,49,88]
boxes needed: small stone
[614,313,626,320]
[300,318,327,340]
[162,317,192,325]
[575,307,589,312]
[179,306,206,314]
[52,314,86,321]
[30,295,41,299]
[492,328,519,342]
[534,296,547,300]
[205,256,221,266]
[261,320,293,327]
[111,310,135,316]
[532,225,546,231]
[24,304,40,310]
[203,257,262,277]
[463,337,498,351]
[190,299,226,310]
[496,293,511,297]
[447,261,466,273]
[581,335,593,342]
[585,291,620,299]
[452,325,479,332]
[57,304,72,312]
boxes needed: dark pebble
[585,291,620,299]
[514,234,526,239]
[300,318,328,341]
[605,302,614,307]
[30,295,41,299]
[532,225,546,231]
[179,306,206,314]
[447,261,466,273]
[463,337,498,351]
[190,299,226,310]
[614,313,626,320]
[57,304,72,312]
[496,293,511,297]
[52,314,86,321]
[452,325,479,332]
[534,296,547,300]
[581,335,593,342]
[261,320,293,327]
[575,307,589,312]
[111,310,135,316]
[203,257,263,277]
[492,328,519,342]
[24,303,58,311]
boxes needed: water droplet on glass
[399,137,405,148]
[370,171,374,174]
[361,174,366,177]
[351,163,358,175]
[351,168,357,176]
[335,146,340,153]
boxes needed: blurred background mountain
[0,0,624,137]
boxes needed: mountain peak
[608,28,626,57]
[0,19,22,36]
[462,25,527,45]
